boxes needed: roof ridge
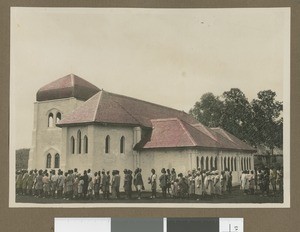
[107,91,189,115]
[107,91,142,125]
[177,119,197,146]
[150,118,179,122]
[93,91,103,122]
[211,127,235,143]
[192,123,218,142]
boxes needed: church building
[28,74,255,185]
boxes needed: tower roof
[36,74,100,101]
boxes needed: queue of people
[15,166,283,201]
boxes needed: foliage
[189,88,283,149]
[16,148,30,170]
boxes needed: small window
[84,136,88,154]
[234,157,237,171]
[105,135,110,154]
[46,153,51,168]
[54,154,60,168]
[120,136,125,153]
[215,156,218,169]
[77,130,81,154]
[56,112,61,124]
[241,157,244,171]
[71,136,75,154]
[200,157,204,170]
[48,113,54,127]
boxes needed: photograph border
[0,0,299,232]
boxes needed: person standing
[114,170,121,199]
[35,170,44,198]
[195,171,203,200]
[42,173,50,198]
[159,168,167,198]
[101,170,108,199]
[93,172,100,200]
[26,170,34,196]
[135,168,144,199]
[149,169,157,199]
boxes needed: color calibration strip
[55,217,243,232]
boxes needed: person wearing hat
[159,168,167,198]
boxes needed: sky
[10,7,290,149]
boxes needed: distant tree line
[16,148,30,170]
[189,88,283,154]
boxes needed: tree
[189,92,223,127]
[220,88,254,143]
[251,90,283,152]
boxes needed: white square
[219,218,243,232]
[55,218,111,232]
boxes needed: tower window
[56,112,61,124]
[48,113,54,127]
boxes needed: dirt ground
[15,186,283,204]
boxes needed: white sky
[10,7,290,149]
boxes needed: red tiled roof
[210,127,256,151]
[36,74,100,101]
[57,90,198,127]
[141,119,256,152]
[52,74,255,152]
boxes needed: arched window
[224,157,227,170]
[105,135,110,154]
[228,157,231,171]
[120,136,125,154]
[48,113,54,127]
[215,156,218,170]
[56,112,61,124]
[231,157,234,172]
[205,156,209,170]
[196,157,199,169]
[234,157,237,171]
[221,157,223,170]
[46,153,51,168]
[54,154,60,168]
[241,157,244,171]
[70,136,75,154]
[77,130,81,154]
[210,156,214,170]
[249,157,252,170]
[84,136,88,154]
[200,157,204,170]
[247,157,249,170]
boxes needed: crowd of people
[15,166,283,201]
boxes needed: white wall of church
[139,148,254,189]
[63,125,136,179]
[28,97,85,170]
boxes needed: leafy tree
[220,88,254,143]
[251,90,283,152]
[189,89,283,150]
[189,92,223,127]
